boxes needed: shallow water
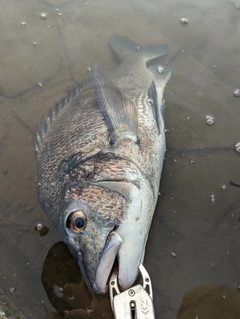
[0,0,240,318]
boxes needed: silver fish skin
[35,35,171,294]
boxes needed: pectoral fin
[93,65,138,144]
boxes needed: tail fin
[108,35,169,61]
[108,34,171,84]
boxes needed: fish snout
[93,231,123,294]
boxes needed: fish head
[60,198,118,293]
[60,181,151,294]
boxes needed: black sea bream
[35,35,171,294]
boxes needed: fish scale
[65,184,126,221]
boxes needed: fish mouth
[93,228,144,294]
[93,231,122,294]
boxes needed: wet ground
[0,0,240,318]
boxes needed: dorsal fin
[93,65,138,144]
[34,79,91,158]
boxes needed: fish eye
[66,210,86,233]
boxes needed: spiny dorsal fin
[93,65,138,144]
[34,79,91,158]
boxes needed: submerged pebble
[233,88,240,97]
[211,194,215,203]
[206,115,214,125]
[235,142,240,154]
[9,287,16,293]
[181,17,188,25]
[146,98,153,106]
[34,223,49,236]
[40,13,47,20]
[53,285,64,298]
[36,223,43,231]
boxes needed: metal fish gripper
[109,264,155,319]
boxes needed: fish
[35,35,171,294]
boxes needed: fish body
[35,35,171,294]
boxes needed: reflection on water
[176,284,240,319]
[0,0,240,318]
[42,242,113,319]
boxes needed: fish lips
[93,228,143,294]
[93,231,122,294]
